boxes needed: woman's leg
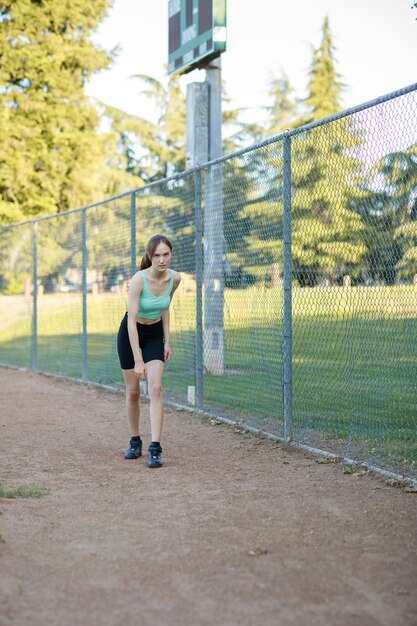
[121,368,140,436]
[146,360,164,443]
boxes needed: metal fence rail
[1,84,416,480]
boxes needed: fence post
[195,170,204,409]
[130,192,136,277]
[283,134,293,439]
[81,208,88,381]
[31,221,38,370]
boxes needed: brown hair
[140,234,173,270]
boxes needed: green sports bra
[137,269,175,320]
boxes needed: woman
[117,234,181,468]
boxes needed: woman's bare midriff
[136,317,162,325]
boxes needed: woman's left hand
[164,342,171,362]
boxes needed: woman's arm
[127,273,146,378]
[161,272,181,363]
[161,307,171,362]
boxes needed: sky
[85,0,417,125]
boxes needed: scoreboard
[168,0,227,75]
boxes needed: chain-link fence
[1,84,416,480]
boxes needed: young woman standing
[117,234,181,468]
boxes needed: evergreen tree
[304,17,345,122]
[291,17,366,285]
[0,0,112,225]
[228,71,301,284]
[391,145,417,282]
[354,145,417,284]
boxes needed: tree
[101,69,252,183]
[0,0,112,225]
[226,71,301,284]
[303,17,345,122]
[353,145,417,283]
[291,17,366,285]
[99,71,256,276]
[95,102,147,196]
[102,73,187,185]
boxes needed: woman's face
[151,242,172,272]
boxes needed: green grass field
[1,286,416,474]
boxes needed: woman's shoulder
[171,269,181,285]
[129,270,145,290]
[133,269,145,281]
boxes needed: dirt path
[0,367,416,626]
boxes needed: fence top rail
[1,81,416,232]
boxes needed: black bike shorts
[117,313,164,369]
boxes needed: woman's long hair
[139,234,173,270]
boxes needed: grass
[0,286,416,473]
[0,481,50,499]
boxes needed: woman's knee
[148,381,162,400]
[126,386,139,403]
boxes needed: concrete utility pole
[186,57,224,376]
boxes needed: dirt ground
[0,367,416,626]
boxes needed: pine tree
[388,145,417,282]
[304,17,344,122]
[0,0,112,225]
[291,17,366,285]
[355,145,417,284]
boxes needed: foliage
[290,17,367,285]
[227,18,369,287]
[221,75,297,281]
[93,104,147,198]
[1,270,28,294]
[351,144,417,283]
[101,73,186,185]
[0,0,113,225]
[99,73,254,275]
[101,72,246,183]
[303,17,346,123]
[1,7,415,291]
[0,223,33,293]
